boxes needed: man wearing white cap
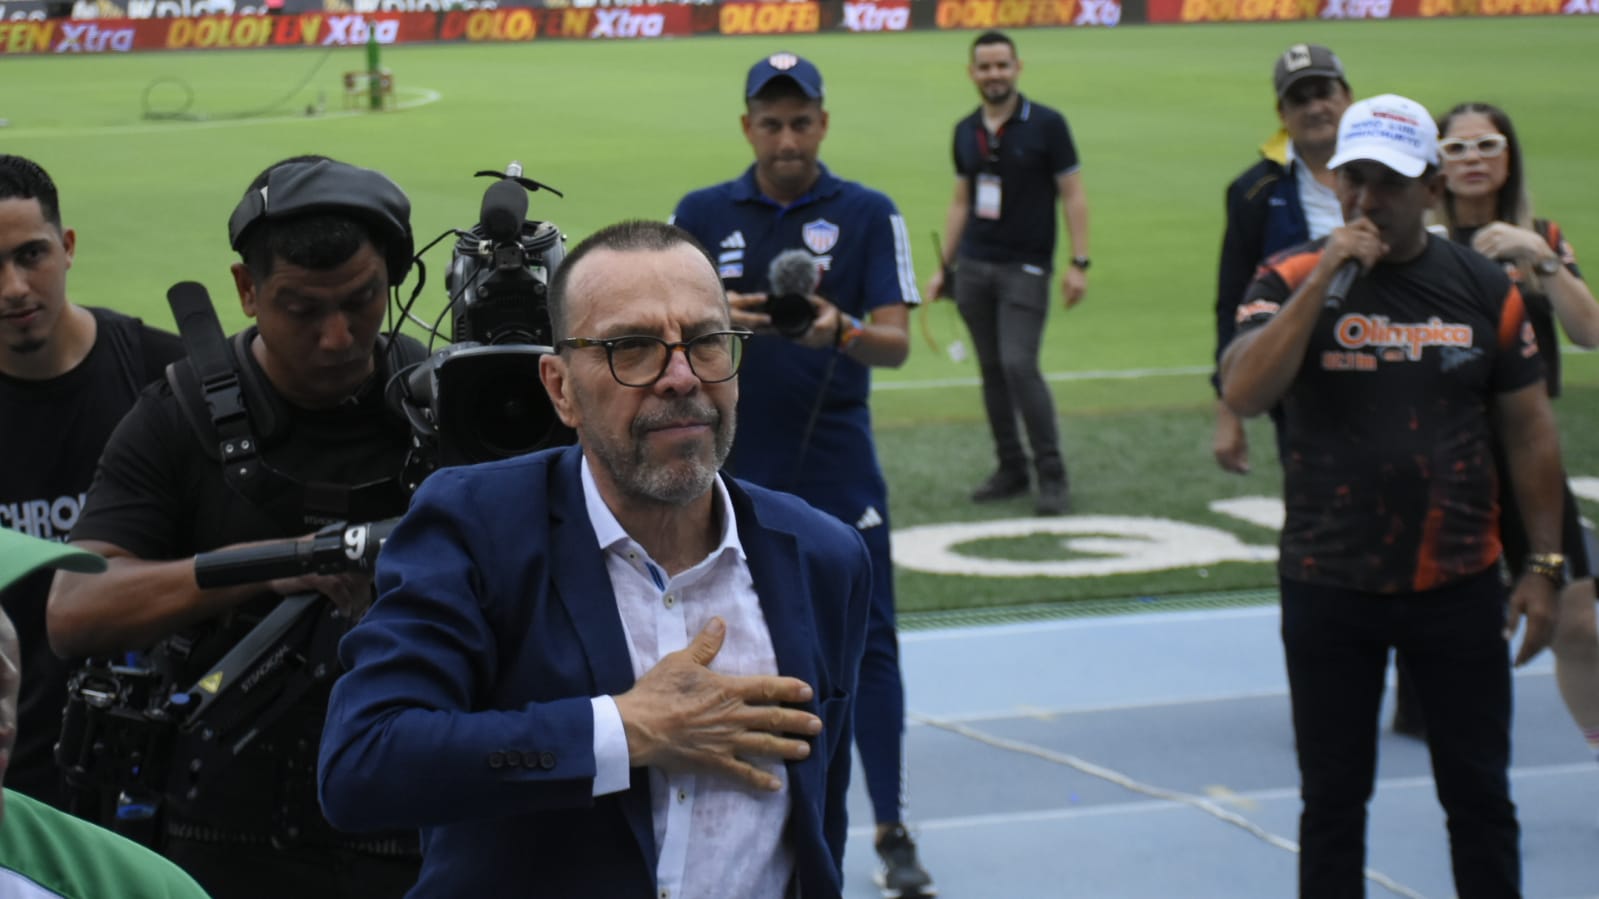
[1220,94,1564,898]
[0,529,209,898]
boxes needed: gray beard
[587,400,736,508]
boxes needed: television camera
[57,163,572,817]
[397,161,574,483]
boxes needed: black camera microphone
[193,518,400,589]
[480,178,528,244]
[766,249,821,338]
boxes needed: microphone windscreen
[767,249,820,299]
[480,180,528,244]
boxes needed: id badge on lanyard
[975,126,1003,221]
[975,174,1002,220]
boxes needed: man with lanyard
[927,29,1091,516]
[47,156,421,898]
[1220,94,1562,898]
[0,153,185,814]
[671,52,933,899]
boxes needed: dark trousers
[1280,567,1520,899]
[801,480,907,826]
[164,837,420,899]
[954,257,1064,483]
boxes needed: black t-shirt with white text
[0,308,184,809]
[1237,235,1543,593]
[68,326,414,837]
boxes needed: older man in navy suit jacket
[318,219,871,898]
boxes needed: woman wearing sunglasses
[1437,101,1599,769]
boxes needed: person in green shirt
[0,528,209,898]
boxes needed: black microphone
[194,519,400,588]
[1324,259,1362,311]
[765,249,821,338]
[479,179,527,245]
[1324,214,1368,311]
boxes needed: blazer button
[487,751,505,769]
[504,751,521,768]
[523,751,540,769]
[539,751,558,770]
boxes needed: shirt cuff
[590,695,630,797]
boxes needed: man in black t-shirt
[927,30,1091,516]
[0,154,186,813]
[46,156,421,899]
[1221,95,1563,899]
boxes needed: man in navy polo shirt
[928,30,1091,516]
[671,52,934,899]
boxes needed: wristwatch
[1070,256,1091,271]
[1524,552,1567,586]
[1534,255,1563,276]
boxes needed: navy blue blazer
[318,445,870,898]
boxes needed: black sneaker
[874,824,937,898]
[1035,479,1070,516]
[970,469,1029,503]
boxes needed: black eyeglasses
[557,330,751,388]
[1439,134,1508,161]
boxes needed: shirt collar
[580,455,745,564]
[732,162,844,208]
[973,94,1032,127]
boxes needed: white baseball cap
[1327,93,1440,178]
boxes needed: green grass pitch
[5,18,1598,609]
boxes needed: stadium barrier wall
[1,0,1595,55]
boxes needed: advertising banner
[434,3,692,40]
[717,0,818,32]
[838,0,911,30]
[932,0,1123,28]
[1414,0,1594,13]
[1129,0,1590,16]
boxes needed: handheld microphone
[1324,259,1362,311]
[479,179,528,244]
[765,249,821,338]
[1324,214,1369,311]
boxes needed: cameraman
[45,156,421,898]
[670,53,934,899]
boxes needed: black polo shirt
[951,95,1080,269]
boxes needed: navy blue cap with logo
[745,52,825,100]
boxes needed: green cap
[0,528,107,590]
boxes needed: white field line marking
[845,761,1593,835]
[901,714,1433,898]
[874,364,1211,391]
[906,665,1554,726]
[2,88,443,140]
[872,721,1593,898]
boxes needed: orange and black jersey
[1236,234,1544,594]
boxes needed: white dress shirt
[582,458,796,899]
[1289,141,1343,240]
